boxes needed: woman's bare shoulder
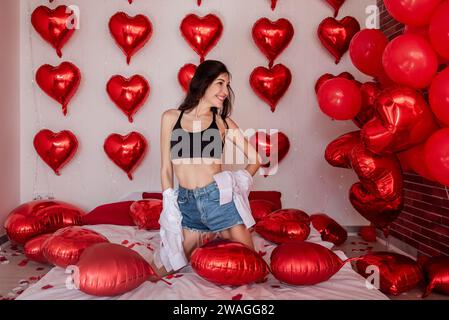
[222,116,239,129]
[161,108,180,123]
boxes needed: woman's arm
[224,117,262,177]
[160,109,177,191]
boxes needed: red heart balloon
[252,18,294,68]
[422,256,449,298]
[35,62,81,116]
[249,131,290,169]
[325,0,346,17]
[129,199,162,230]
[318,16,360,64]
[249,199,277,222]
[249,64,292,112]
[33,129,78,175]
[77,243,157,296]
[255,209,310,244]
[325,130,360,169]
[197,0,202,5]
[310,213,347,245]
[356,252,423,296]
[106,75,150,123]
[271,241,351,285]
[4,200,85,245]
[180,14,223,62]
[358,225,377,242]
[191,239,269,286]
[104,132,148,180]
[24,234,52,264]
[271,0,278,10]
[361,86,438,154]
[31,5,76,57]
[178,63,197,92]
[353,82,381,128]
[109,12,153,65]
[315,71,355,94]
[43,226,109,268]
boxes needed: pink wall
[0,0,20,236]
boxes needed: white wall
[1,0,20,236]
[20,0,375,226]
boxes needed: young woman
[151,60,262,278]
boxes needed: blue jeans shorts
[177,181,244,233]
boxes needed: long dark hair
[179,60,234,126]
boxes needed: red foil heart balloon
[249,199,277,222]
[249,64,292,112]
[43,226,109,268]
[271,0,278,10]
[252,18,294,68]
[325,130,360,169]
[4,200,85,245]
[271,241,352,285]
[356,252,424,296]
[310,213,347,245]
[103,132,148,180]
[109,12,153,65]
[249,131,290,169]
[325,0,346,17]
[349,143,404,231]
[318,16,360,64]
[33,129,79,175]
[129,199,162,230]
[255,209,311,244]
[191,239,269,286]
[422,256,449,298]
[106,75,150,123]
[35,62,81,116]
[178,63,197,92]
[24,234,52,264]
[198,0,202,5]
[353,82,381,129]
[315,71,355,94]
[77,243,157,296]
[361,86,438,154]
[31,5,76,57]
[180,14,223,62]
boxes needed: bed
[16,224,389,300]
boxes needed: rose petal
[121,240,129,245]
[18,259,29,267]
[232,294,243,300]
[41,285,53,290]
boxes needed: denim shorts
[177,181,244,233]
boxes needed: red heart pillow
[129,199,162,230]
[249,191,282,210]
[142,192,163,200]
[82,201,135,226]
[191,239,269,286]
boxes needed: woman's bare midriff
[172,158,222,189]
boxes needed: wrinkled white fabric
[213,169,256,229]
[153,187,188,272]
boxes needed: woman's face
[202,73,230,108]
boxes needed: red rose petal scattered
[121,240,129,245]
[29,276,39,281]
[0,256,8,262]
[258,250,267,257]
[174,274,184,278]
[18,259,29,267]
[36,267,45,271]
[166,274,174,279]
[10,245,18,250]
[128,244,136,249]
[271,285,281,288]
[351,242,357,245]
[41,285,53,290]
[146,245,154,251]
[232,294,243,300]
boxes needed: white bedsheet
[17,225,388,300]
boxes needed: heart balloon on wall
[178,63,197,92]
[271,0,278,10]
[252,18,294,68]
[31,5,77,57]
[106,75,150,123]
[180,14,223,63]
[33,129,79,175]
[109,12,153,65]
[24,234,52,264]
[104,132,148,180]
[35,62,81,116]
[318,16,360,64]
[249,131,290,170]
[250,64,292,112]
[324,0,346,17]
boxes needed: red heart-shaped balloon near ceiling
[325,0,346,17]
[197,0,202,5]
[252,18,294,68]
[109,12,153,65]
[178,63,197,92]
[271,0,278,10]
[249,64,292,112]
[317,16,360,64]
[249,131,290,174]
[35,62,81,116]
[104,132,148,180]
[180,14,223,63]
[33,129,79,175]
[106,75,150,123]
[31,5,76,58]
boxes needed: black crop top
[170,109,227,160]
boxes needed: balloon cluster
[317,0,449,233]
[31,3,151,180]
